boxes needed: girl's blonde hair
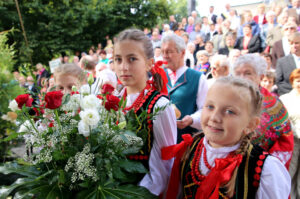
[54,63,86,84]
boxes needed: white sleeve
[256,155,291,199]
[190,74,208,130]
[139,97,177,196]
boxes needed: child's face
[260,76,274,92]
[292,77,300,94]
[201,83,257,148]
[55,75,80,94]
[114,40,151,92]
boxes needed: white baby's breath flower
[37,122,48,133]
[8,100,19,112]
[79,109,100,127]
[78,120,90,137]
[80,95,101,110]
[19,120,32,133]
[80,84,90,95]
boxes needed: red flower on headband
[45,91,64,109]
[15,94,33,109]
[150,61,168,94]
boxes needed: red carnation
[45,91,64,109]
[33,107,45,116]
[15,94,33,109]
[101,84,115,95]
[48,122,54,128]
[105,94,120,111]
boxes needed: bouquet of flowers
[0,81,157,199]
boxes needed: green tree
[0,0,171,66]
[169,0,188,21]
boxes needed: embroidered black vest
[181,137,269,199]
[127,90,167,170]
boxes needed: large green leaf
[102,184,157,199]
[118,160,147,174]
[0,162,40,178]
[0,178,33,199]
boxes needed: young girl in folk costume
[53,63,86,94]
[113,29,177,196]
[162,76,290,199]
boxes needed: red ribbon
[161,134,194,199]
[150,61,168,94]
[196,154,243,199]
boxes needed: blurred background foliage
[0,0,174,68]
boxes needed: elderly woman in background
[280,68,300,199]
[233,53,294,169]
[195,50,210,75]
[207,54,230,86]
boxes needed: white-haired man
[161,33,208,143]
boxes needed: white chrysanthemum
[79,109,100,127]
[62,94,81,112]
[8,100,19,112]
[78,120,90,137]
[80,84,90,95]
[19,120,32,133]
[80,95,101,110]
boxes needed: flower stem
[54,109,62,132]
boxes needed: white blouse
[201,137,291,199]
[125,90,177,196]
[280,89,300,138]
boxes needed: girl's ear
[246,116,260,134]
[147,58,154,72]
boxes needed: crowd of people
[10,1,300,198]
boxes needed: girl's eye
[129,57,137,62]
[114,58,121,63]
[225,109,235,115]
[206,105,214,110]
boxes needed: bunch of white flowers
[77,94,102,137]
[65,144,98,183]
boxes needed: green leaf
[118,160,147,174]
[0,131,26,142]
[13,184,50,199]
[0,178,33,199]
[45,184,62,199]
[0,162,40,178]
[103,184,157,199]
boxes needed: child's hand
[177,115,193,129]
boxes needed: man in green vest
[161,33,208,143]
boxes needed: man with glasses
[271,21,297,66]
[161,33,208,143]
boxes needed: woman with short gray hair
[233,53,293,169]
